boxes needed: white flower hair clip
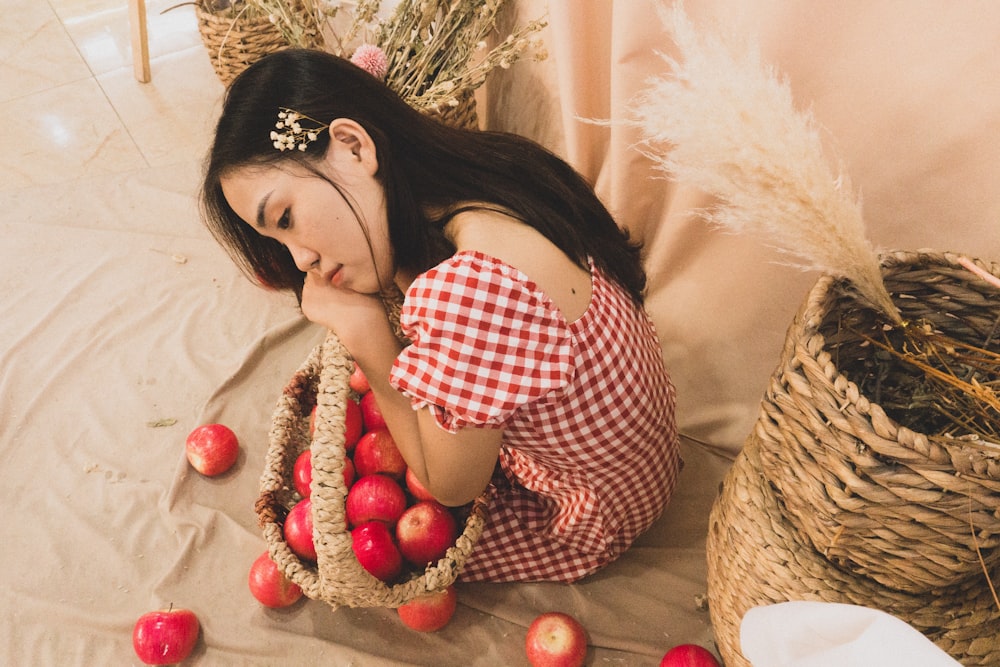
[270,108,329,152]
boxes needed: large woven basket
[196,2,322,87]
[255,322,491,608]
[707,249,1000,664]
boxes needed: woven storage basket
[196,2,322,87]
[707,431,1000,667]
[255,321,491,608]
[706,249,1000,665]
[751,249,1000,594]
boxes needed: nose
[287,243,319,272]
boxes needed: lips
[328,265,344,287]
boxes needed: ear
[326,118,379,176]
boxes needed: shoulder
[442,208,592,322]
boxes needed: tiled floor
[2,0,222,192]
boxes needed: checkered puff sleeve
[389,251,576,433]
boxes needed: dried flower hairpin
[270,108,329,152]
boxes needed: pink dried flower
[350,44,388,80]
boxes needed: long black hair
[201,48,646,303]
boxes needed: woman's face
[220,120,392,295]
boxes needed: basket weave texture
[196,2,322,87]
[707,249,1000,665]
[708,433,1000,667]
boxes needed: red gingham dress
[389,250,680,582]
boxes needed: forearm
[345,325,429,483]
[347,326,502,506]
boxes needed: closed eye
[277,208,291,230]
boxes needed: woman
[201,48,680,582]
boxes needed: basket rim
[793,248,1000,453]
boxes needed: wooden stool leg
[128,0,151,82]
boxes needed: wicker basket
[196,2,322,87]
[255,325,491,608]
[706,249,1000,664]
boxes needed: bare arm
[300,273,501,506]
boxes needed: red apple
[294,450,355,498]
[343,456,356,488]
[284,499,317,561]
[360,391,386,431]
[346,474,407,527]
[185,423,239,476]
[310,400,363,451]
[248,551,303,608]
[525,612,588,667]
[350,362,371,394]
[405,467,436,502]
[659,644,721,667]
[132,606,199,665]
[396,500,457,566]
[397,585,457,632]
[353,429,406,479]
[351,520,403,582]
[293,449,312,498]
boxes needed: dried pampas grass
[632,4,901,323]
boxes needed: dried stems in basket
[372,0,547,114]
[630,4,999,444]
[248,0,548,115]
[200,0,328,49]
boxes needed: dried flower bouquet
[224,0,547,114]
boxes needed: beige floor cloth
[1,0,998,664]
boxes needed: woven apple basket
[706,249,1000,666]
[255,304,492,608]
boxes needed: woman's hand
[299,272,395,355]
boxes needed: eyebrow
[255,191,273,228]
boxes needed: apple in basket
[405,467,437,502]
[284,498,317,561]
[185,423,239,476]
[525,612,589,667]
[349,362,371,394]
[659,644,721,667]
[351,520,403,582]
[346,474,407,527]
[310,398,363,451]
[397,585,458,632]
[396,500,457,566]
[132,606,199,665]
[293,449,355,499]
[353,429,407,479]
[248,551,303,609]
[360,390,387,431]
